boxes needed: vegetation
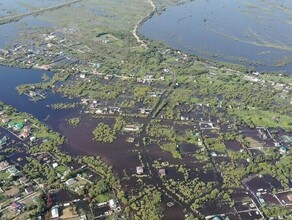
[68,117,81,127]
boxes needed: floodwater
[0,65,74,123]
[140,0,292,72]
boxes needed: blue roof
[280,146,288,151]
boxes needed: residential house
[279,146,288,154]
[52,162,58,168]
[14,122,24,131]
[11,201,25,213]
[65,178,76,186]
[25,186,34,194]
[287,194,292,202]
[19,131,29,139]
[104,74,113,80]
[136,166,144,175]
[140,108,151,114]
[159,169,166,177]
[51,205,59,218]
[123,125,139,132]
[1,117,9,123]
[23,125,30,133]
[7,166,19,176]
[109,199,118,210]
[0,136,7,146]
[30,136,36,142]
[0,161,9,171]
[19,176,29,185]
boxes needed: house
[37,153,46,161]
[25,186,34,194]
[19,131,29,139]
[259,197,265,204]
[23,125,30,133]
[8,121,15,128]
[19,176,29,185]
[30,136,36,142]
[95,109,103,114]
[38,64,51,70]
[0,136,7,146]
[29,91,37,97]
[109,199,118,210]
[198,139,203,146]
[104,74,113,80]
[52,162,58,168]
[1,117,9,123]
[6,166,19,176]
[279,146,288,154]
[80,73,86,79]
[0,161,9,170]
[51,205,59,218]
[65,178,76,186]
[123,125,139,132]
[159,169,166,177]
[14,122,24,130]
[11,201,25,213]
[287,194,292,202]
[140,108,151,114]
[211,152,218,157]
[136,166,144,175]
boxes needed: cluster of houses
[81,99,121,115]
[1,116,37,142]
[136,166,166,177]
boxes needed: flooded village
[0,0,292,220]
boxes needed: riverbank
[132,0,156,48]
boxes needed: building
[109,199,118,210]
[0,161,9,170]
[23,125,30,133]
[65,178,76,186]
[136,166,144,175]
[19,176,29,185]
[7,166,19,176]
[0,136,7,146]
[11,201,25,213]
[159,169,166,177]
[25,186,34,194]
[123,125,139,132]
[279,146,288,154]
[140,108,151,114]
[19,131,29,139]
[287,194,292,202]
[14,122,24,130]
[51,205,59,218]
[1,117,9,123]
[104,74,113,80]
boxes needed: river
[140,0,292,72]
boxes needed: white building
[51,205,59,218]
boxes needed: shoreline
[135,0,292,74]
[132,0,156,48]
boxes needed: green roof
[16,122,24,129]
